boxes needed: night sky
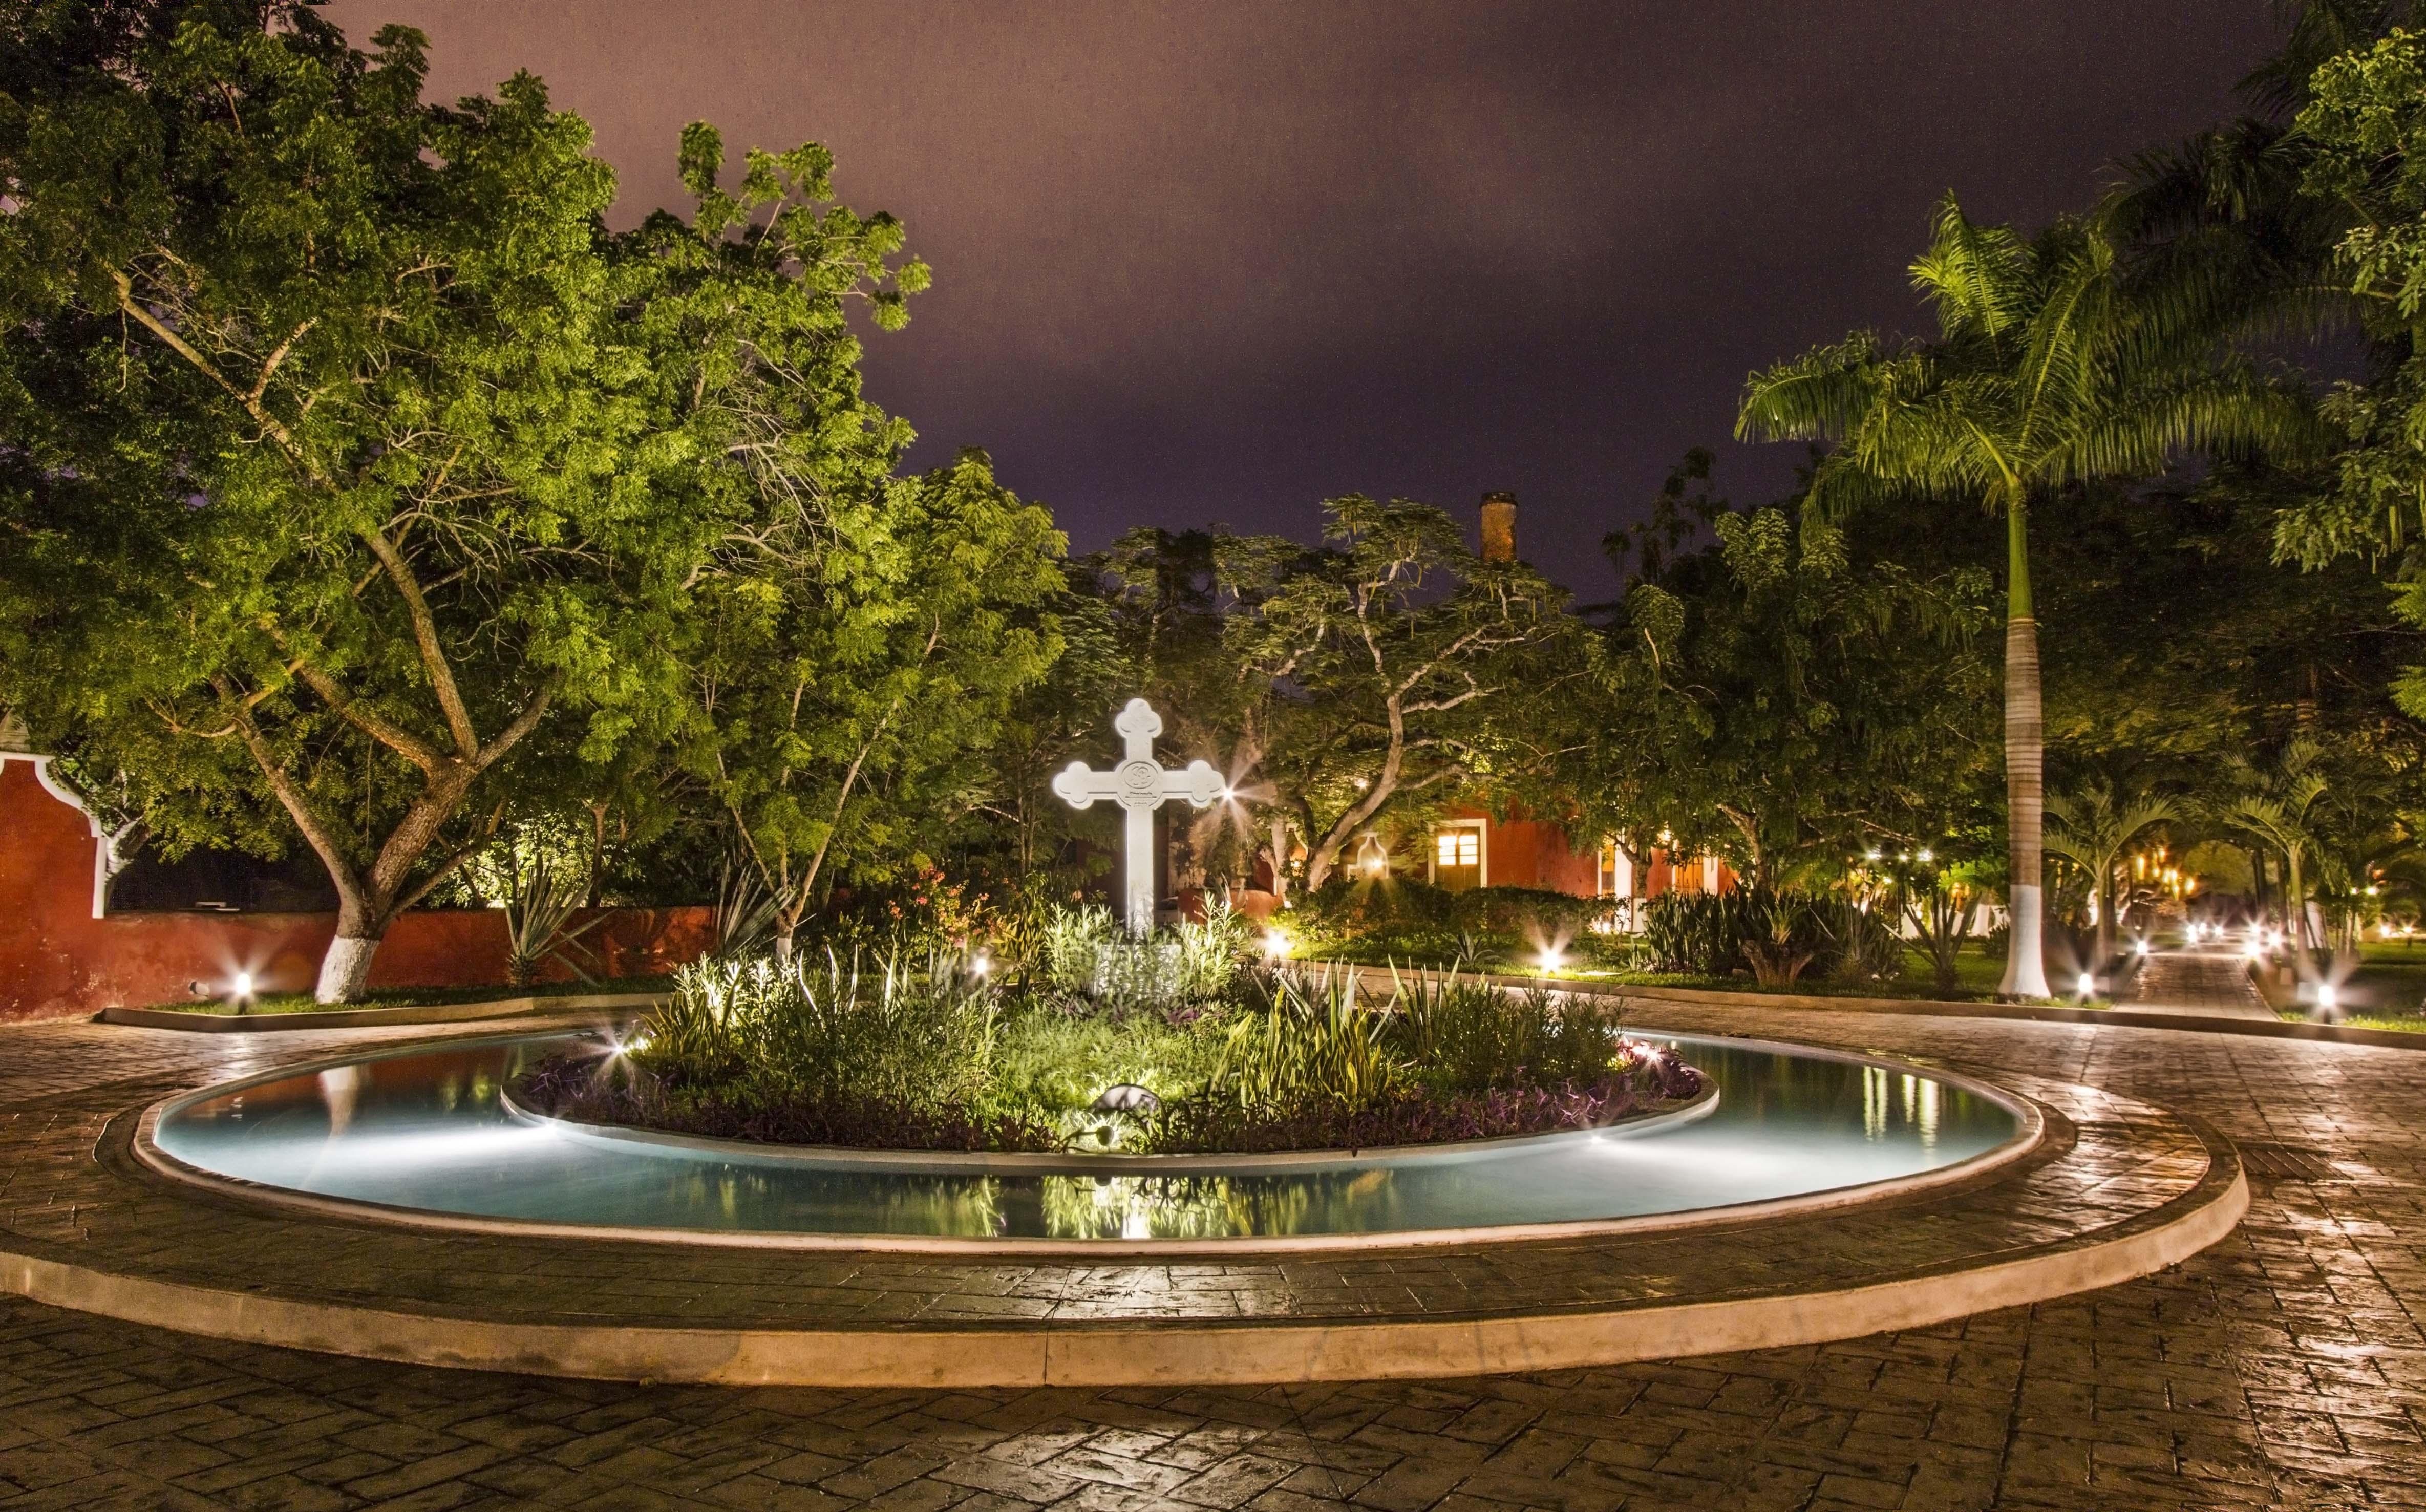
[324,1,2287,594]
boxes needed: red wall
[1437,805,1603,896]
[1431,805,1738,900]
[0,757,711,1023]
[1484,816,1602,895]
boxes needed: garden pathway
[0,1006,2420,1509]
[2119,947,2277,1021]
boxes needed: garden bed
[507,907,1705,1157]
[510,1046,1706,1157]
[506,1070,1721,1170]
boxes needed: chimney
[1479,492,1518,563]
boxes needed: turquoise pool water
[147,1031,2026,1242]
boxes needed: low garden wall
[0,754,711,1023]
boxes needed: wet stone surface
[0,1004,2417,1509]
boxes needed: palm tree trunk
[1999,498,2051,998]
[2287,848,2310,964]
[2096,861,2115,970]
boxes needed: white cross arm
[1051,757,1225,811]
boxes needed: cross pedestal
[1052,698,1225,935]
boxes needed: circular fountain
[142,1028,2033,1251]
[0,1011,2244,1388]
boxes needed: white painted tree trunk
[2000,886,2048,998]
[314,934,381,1005]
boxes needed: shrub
[1296,876,1458,934]
[1640,890,1746,974]
[1448,886,1618,939]
[1826,902,1907,986]
[1640,887,1903,987]
[1145,1078,1668,1154]
[1037,901,1250,1010]
[523,940,1706,1155]
[636,947,1001,1112]
[1386,966,1626,1092]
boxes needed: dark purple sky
[327,0,2285,593]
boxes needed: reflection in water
[152,1033,2023,1241]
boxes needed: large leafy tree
[2270,26,2426,709]
[0,6,928,997]
[1224,496,1570,891]
[1738,197,2315,996]
[686,449,1065,958]
[1579,451,2002,888]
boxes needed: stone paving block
[1170,1452,1299,1508]
[814,1443,953,1497]
[695,1472,854,1512]
[1038,1444,1196,1495]
[856,1479,970,1512]
[930,1453,1086,1503]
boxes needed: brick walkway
[2122,950,2276,1021]
[1,1008,2421,1509]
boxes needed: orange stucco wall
[1435,805,1601,895]
[0,756,711,1023]
[1478,815,1602,895]
[1433,804,1737,900]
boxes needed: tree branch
[112,269,305,459]
[358,527,481,758]
[210,676,367,910]
[283,654,448,772]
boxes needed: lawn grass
[2277,1009,2426,1032]
[2262,939,2426,1032]
[152,974,673,1015]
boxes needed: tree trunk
[1266,812,1291,905]
[1998,500,2052,999]
[1717,805,1764,888]
[315,895,389,1004]
[2287,849,2308,960]
[2095,863,2115,969]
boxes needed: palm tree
[2305,757,2403,957]
[2221,737,2331,964]
[2044,779,2178,967]
[1738,195,2315,997]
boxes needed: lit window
[1436,830,1478,866]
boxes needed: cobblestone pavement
[2123,950,2277,1021]
[2,1008,2422,1510]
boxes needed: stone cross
[1052,698,1225,935]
